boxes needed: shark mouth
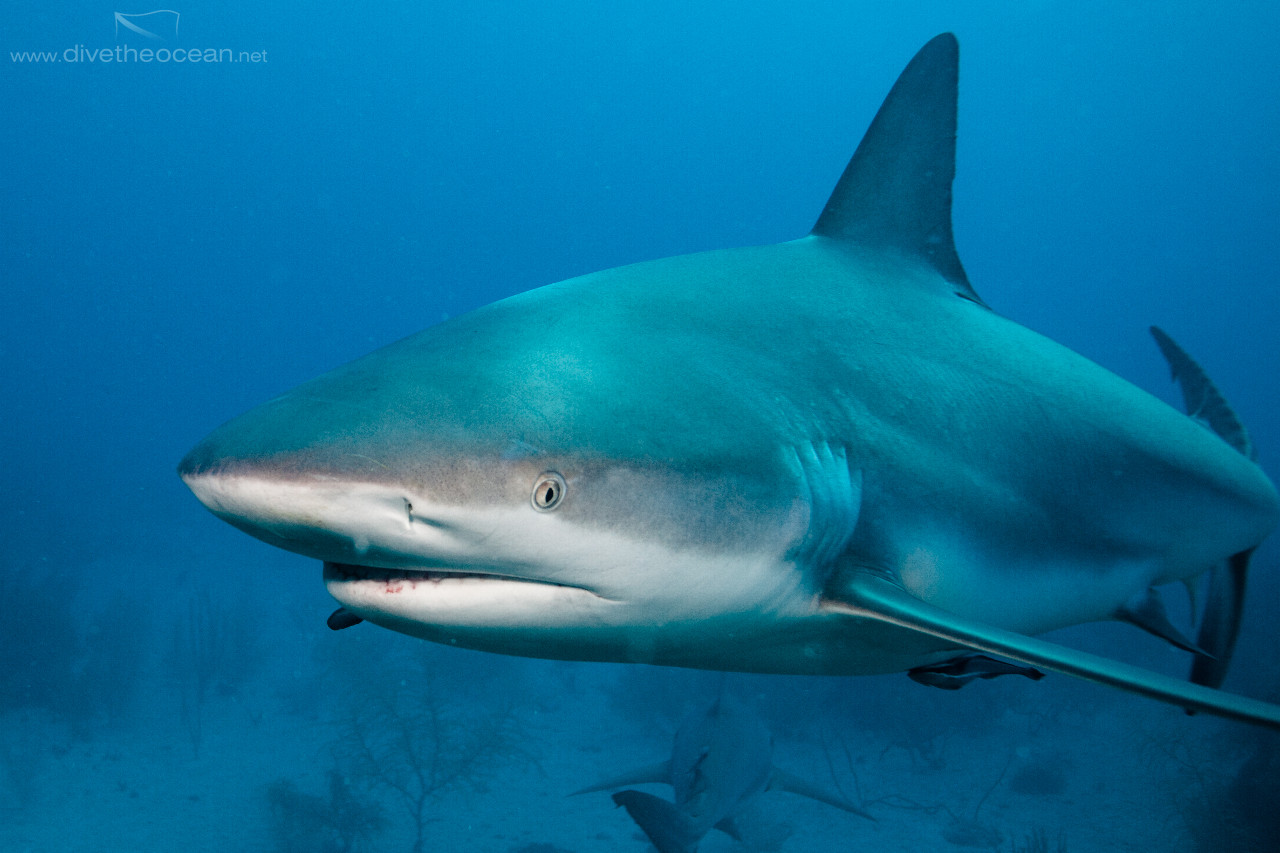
[325,560,517,585]
[321,560,613,632]
[322,560,601,595]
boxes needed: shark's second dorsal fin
[811,33,983,307]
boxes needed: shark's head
[179,270,835,667]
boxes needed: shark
[179,34,1280,728]
[573,695,873,853]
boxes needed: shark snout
[179,449,432,567]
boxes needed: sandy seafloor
[2,577,1271,853]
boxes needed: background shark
[179,35,1280,728]
[573,695,874,853]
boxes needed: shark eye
[531,472,567,511]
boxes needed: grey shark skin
[572,696,873,853]
[179,35,1280,727]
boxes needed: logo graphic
[113,10,179,41]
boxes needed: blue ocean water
[3,2,1278,851]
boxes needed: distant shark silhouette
[179,34,1280,728]
[573,696,873,853]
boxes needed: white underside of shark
[180,34,1280,728]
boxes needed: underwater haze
[3,2,1279,851]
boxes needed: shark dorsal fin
[811,33,982,306]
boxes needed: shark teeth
[326,561,499,583]
[323,561,588,591]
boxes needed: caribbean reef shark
[179,34,1280,728]
[573,695,873,853]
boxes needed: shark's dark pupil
[532,472,566,511]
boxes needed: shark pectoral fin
[768,768,876,822]
[611,790,703,853]
[570,760,672,797]
[1116,587,1206,655]
[1191,549,1251,690]
[712,815,743,841]
[835,573,1280,730]
[908,654,1044,690]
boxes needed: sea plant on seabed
[170,587,261,758]
[1012,826,1068,853]
[820,729,988,847]
[265,769,385,853]
[937,752,1010,850]
[333,673,527,853]
[171,590,225,758]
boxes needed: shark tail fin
[1148,326,1259,690]
[811,33,984,307]
[611,790,704,853]
[1189,548,1252,691]
[1149,326,1256,460]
